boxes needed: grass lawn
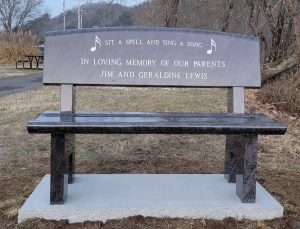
[0,64,41,79]
[0,86,299,228]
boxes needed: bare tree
[262,0,292,61]
[260,0,300,83]
[165,0,180,27]
[132,0,166,27]
[132,0,181,27]
[243,0,267,63]
[0,0,43,32]
[284,0,300,56]
[241,0,298,81]
[220,0,234,32]
[284,0,300,85]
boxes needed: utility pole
[81,9,86,28]
[80,11,82,29]
[77,0,88,29]
[77,0,81,29]
[63,0,66,30]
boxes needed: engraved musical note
[207,38,216,54]
[91,35,101,52]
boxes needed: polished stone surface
[18,174,284,223]
[43,27,261,87]
[236,134,258,203]
[27,112,287,135]
[224,135,245,183]
[65,134,75,184]
[50,134,68,204]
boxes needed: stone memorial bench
[27,27,287,205]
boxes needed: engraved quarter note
[207,38,216,54]
[91,35,101,52]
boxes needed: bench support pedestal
[224,87,245,183]
[236,134,257,203]
[50,134,68,204]
[60,84,76,184]
[65,134,75,184]
[225,133,257,203]
[224,135,244,183]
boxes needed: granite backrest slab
[43,27,261,88]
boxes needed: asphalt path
[0,73,43,97]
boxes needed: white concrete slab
[18,174,283,223]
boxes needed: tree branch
[262,55,300,83]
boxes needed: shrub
[258,73,300,116]
[0,31,39,64]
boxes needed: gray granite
[236,134,258,203]
[43,27,261,87]
[28,112,287,204]
[50,134,68,204]
[27,112,287,135]
[224,135,245,183]
[65,134,75,184]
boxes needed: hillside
[23,2,134,36]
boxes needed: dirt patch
[15,216,298,229]
[0,87,299,228]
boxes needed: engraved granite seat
[27,27,287,205]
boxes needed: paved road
[0,73,42,96]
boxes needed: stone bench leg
[236,134,258,203]
[224,135,244,183]
[65,134,75,184]
[51,134,68,204]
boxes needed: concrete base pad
[18,174,283,223]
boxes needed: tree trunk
[284,0,300,55]
[268,2,285,61]
[165,0,180,27]
[221,0,234,32]
[247,0,267,64]
[284,0,300,86]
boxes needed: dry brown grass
[0,31,39,64]
[0,64,41,79]
[258,73,300,116]
[0,86,299,228]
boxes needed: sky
[43,0,146,17]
